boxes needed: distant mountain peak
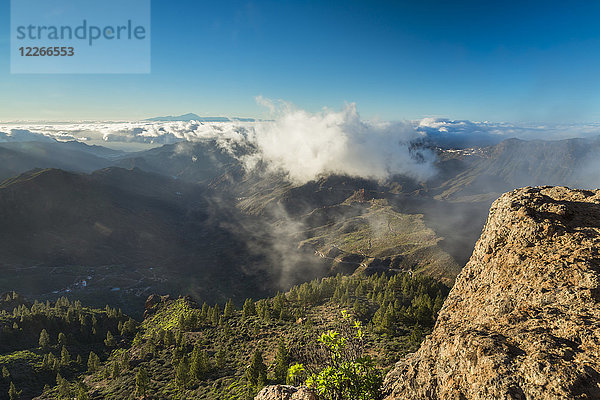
[144,113,256,122]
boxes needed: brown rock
[255,385,318,400]
[144,294,161,310]
[383,186,600,400]
[143,294,163,319]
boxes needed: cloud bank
[3,101,600,184]
[0,128,61,143]
[1,102,436,184]
[242,101,435,182]
[88,102,438,184]
[417,118,600,147]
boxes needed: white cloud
[1,102,436,183]
[0,129,58,142]
[242,101,434,182]
[4,102,600,184]
[416,118,600,144]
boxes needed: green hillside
[0,270,447,399]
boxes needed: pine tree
[333,287,343,301]
[190,345,201,379]
[66,308,76,324]
[379,306,395,335]
[38,329,50,349]
[261,306,271,321]
[58,332,67,346]
[57,373,71,399]
[60,346,70,365]
[273,340,289,384]
[371,306,384,328]
[122,318,138,336]
[273,292,286,316]
[164,330,175,347]
[246,349,267,388]
[178,314,186,330]
[8,382,20,400]
[77,382,89,400]
[215,346,226,369]
[174,355,190,389]
[243,299,256,318]
[87,351,100,373]
[133,331,143,347]
[119,350,130,371]
[43,353,57,370]
[175,330,184,347]
[211,305,220,326]
[190,345,211,379]
[135,367,150,398]
[408,323,423,345]
[224,299,234,318]
[155,329,165,346]
[2,366,10,380]
[104,331,116,347]
[353,299,367,319]
[112,361,120,378]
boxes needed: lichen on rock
[255,385,318,400]
[382,186,600,400]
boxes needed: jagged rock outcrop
[143,294,171,319]
[383,186,600,399]
[144,294,162,310]
[255,385,318,400]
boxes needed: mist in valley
[1,102,600,313]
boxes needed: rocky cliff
[382,186,600,399]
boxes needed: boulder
[255,385,318,400]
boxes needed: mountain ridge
[145,113,257,122]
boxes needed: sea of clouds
[2,100,600,184]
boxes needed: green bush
[290,314,383,400]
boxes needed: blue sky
[1,0,600,122]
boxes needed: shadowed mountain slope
[434,137,600,201]
[0,167,273,312]
[0,141,117,181]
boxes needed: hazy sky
[1,0,600,122]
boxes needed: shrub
[290,313,383,400]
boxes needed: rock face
[255,385,318,400]
[383,186,600,400]
[143,294,171,319]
